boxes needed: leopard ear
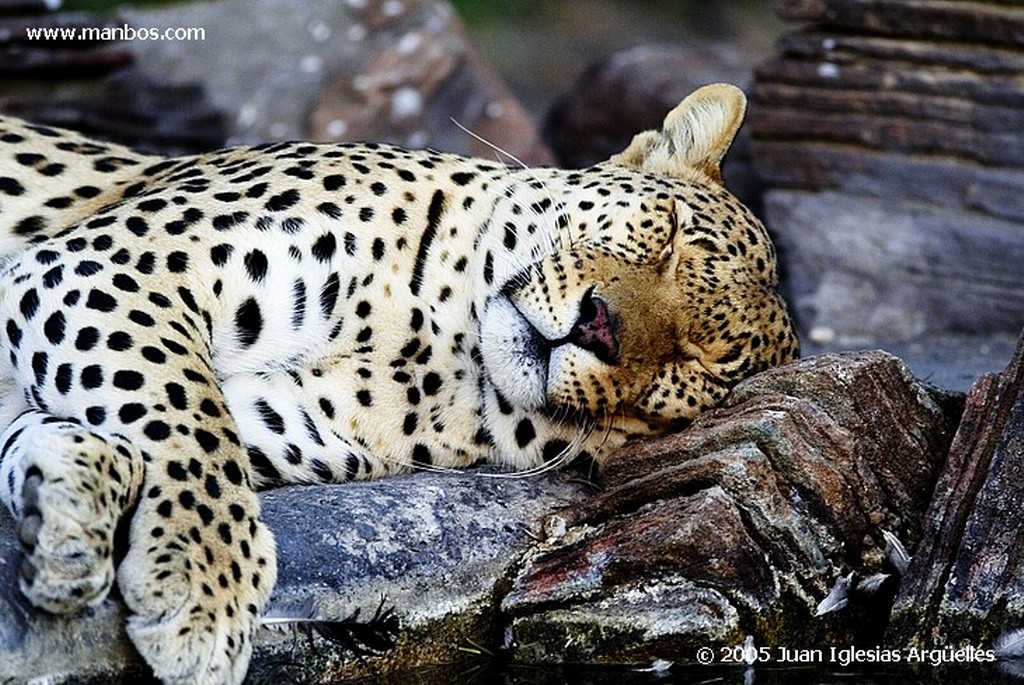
[608,83,746,184]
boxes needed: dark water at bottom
[252,660,1024,685]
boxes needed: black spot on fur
[210,244,233,266]
[144,421,171,441]
[412,444,432,466]
[125,217,149,237]
[265,188,300,212]
[223,459,245,485]
[312,233,337,262]
[291,279,306,329]
[0,177,25,196]
[86,289,117,313]
[14,216,45,235]
[323,174,345,191]
[167,252,190,274]
[119,403,147,423]
[165,382,188,410]
[255,400,285,434]
[244,250,269,283]
[43,311,65,344]
[81,365,103,389]
[6,321,21,348]
[75,327,100,351]
[483,251,494,285]
[55,363,72,394]
[319,397,335,419]
[107,331,132,351]
[112,273,139,293]
[409,190,446,295]
[113,370,144,391]
[423,372,442,396]
[515,418,536,448]
[19,289,39,320]
[320,273,339,317]
[194,430,220,454]
[235,298,262,348]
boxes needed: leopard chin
[479,294,549,410]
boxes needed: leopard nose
[566,293,619,363]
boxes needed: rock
[749,0,1024,342]
[765,191,1024,343]
[800,333,1021,395]
[251,471,587,681]
[888,330,1024,651]
[0,3,223,156]
[542,45,764,208]
[6,71,227,156]
[775,0,1024,46]
[4,0,551,162]
[118,0,552,164]
[502,351,961,663]
[308,1,552,166]
[0,469,590,683]
[542,44,753,165]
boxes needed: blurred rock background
[3,0,1018,389]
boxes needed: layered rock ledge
[750,0,1024,342]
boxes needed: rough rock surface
[889,331,1024,650]
[0,351,963,683]
[749,0,1024,342]
[504,351,961,663]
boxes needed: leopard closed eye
[0,83,798,684]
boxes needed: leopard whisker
[481,425,591,480]
[450,117,532,172]
[450,117,572,256]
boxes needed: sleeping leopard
[0,84,798,684]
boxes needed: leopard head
[481,84,800,451]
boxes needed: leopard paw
[14,426,141,613]
[118,484,277,685]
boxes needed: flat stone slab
[0,469,589,683]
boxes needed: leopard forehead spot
[0,84,797,684]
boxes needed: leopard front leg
[119,419,276,685]
[0,266,276,684]
[0,409,144,612]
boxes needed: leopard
[0,83,798,684]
